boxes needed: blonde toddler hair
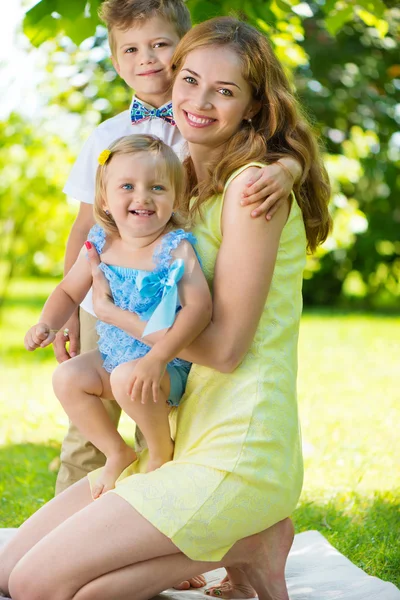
[94,134,186,236]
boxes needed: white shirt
[64,96,185,204]
[63,96,185,315]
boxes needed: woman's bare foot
[223,518,295,600]
[92,446,137,499]
[146,438,174,472]
[205,569,256,598]
[174,575,207,590]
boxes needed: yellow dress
[88,163,307,562]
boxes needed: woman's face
[172,45,259,148]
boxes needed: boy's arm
[53,196,95,363]
[25,249,93,351]
[241,157,302,219]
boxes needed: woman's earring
[247,117,252,124]
[105,209,110,215]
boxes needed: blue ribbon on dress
[136,259,185,337]
[130,99,176,126]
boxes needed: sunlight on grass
[0,279,399,585]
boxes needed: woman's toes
[190,575,206,587]
[173,581,191,590]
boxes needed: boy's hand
[127,354,167,405]
[53,311,80,363]
[24,323,55,351]
[241,162,294,220]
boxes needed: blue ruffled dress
[87,224,195,406]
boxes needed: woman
[0,17,330,600]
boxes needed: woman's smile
[183,110,217,127]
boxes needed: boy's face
[112,15,181,108]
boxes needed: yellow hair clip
[98,149,111,165]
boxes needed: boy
[55,0,302,496]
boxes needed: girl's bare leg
[111,360,174,472]
[53,351,136,498]
[0,478,92,597]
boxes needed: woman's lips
[183,110,217,128]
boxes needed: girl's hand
[127,354,167,404]
[241,161,295,220]
[24,323,55,351]
[85,241,114,320]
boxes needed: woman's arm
[95,167,289,372]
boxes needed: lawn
[0,278,399,587]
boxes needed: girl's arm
[94,167,289,372]
[145,242,212,364]
[24,248,92,351]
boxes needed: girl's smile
[103,152,175,243]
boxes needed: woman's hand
[24,323,55,351]
[241,161,295,220]
[85,241,115,321]
[127,353,167,404]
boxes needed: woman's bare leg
[74,517,294,600]
[8,482,293,600]
[53,351,136,498]
[205,568,256,598]
[8,493,182,600]
[0,478,92,596]
[111,360,174,472]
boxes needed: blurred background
[0,0,399,586]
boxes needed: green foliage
[9,1,400,307]
[0,114,76,304]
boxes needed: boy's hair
[94,134,186,237]
[99,0,192,56]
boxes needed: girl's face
[103,152,175,238]
[172,45,260,148]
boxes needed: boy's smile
[112,15,180,108]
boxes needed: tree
[16,0,400,308]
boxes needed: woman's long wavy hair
[171,17,332,252]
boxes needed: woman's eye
[125,47,137,54]
[152,185,165,191]
[218,88,233,97]
[184,76,197,85]
[122,184,133,190]
[154,42,167,48]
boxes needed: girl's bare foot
[146,438,174,472]
[92,446,137,499]
[223,518,295,600]
[205,569,256,598]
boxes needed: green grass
[0,278,399,587]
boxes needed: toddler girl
[25,134,212,499]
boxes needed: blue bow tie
[136,259,185,336]
[131,99,176,126]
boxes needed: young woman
[0,17,330,600]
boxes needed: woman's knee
[9,560,69,600]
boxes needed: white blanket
[1,529,399,599]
